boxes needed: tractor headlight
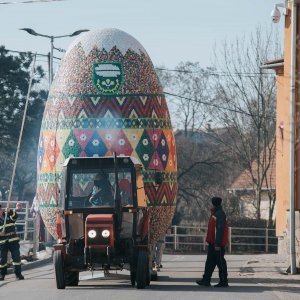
[88,229,97,238]
[102,229,110,238]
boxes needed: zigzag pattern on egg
[43,94,170,120]
[36,28,177,243]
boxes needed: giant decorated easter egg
[36,28,177,244]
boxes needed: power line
[156,67,275,78]
[0,0,66,4]
[3,51,275,77]
[5,49,61,60]
[36,59,59,65]
[4,49,46,57]
[164,91,252,116]
[164,91,276,121]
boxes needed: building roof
[263,58,284,65]
[229,150,276,191]
[174,127,235,144]
[261,58,284,72]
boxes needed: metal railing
[0,203,278,255]
[165,225,278,254]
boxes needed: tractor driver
[88,173,114,207]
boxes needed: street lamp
[20,28,89,84]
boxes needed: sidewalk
[240,254,296,277]
[163,254,300,299]
[7,249,53,275]
[238,254,300,300]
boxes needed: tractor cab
[53,156,150,289]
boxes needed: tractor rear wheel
[53,250,65,289]
[136,251,147,289]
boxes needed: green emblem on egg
[92,62,123,95]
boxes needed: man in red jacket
[196,197,228,287]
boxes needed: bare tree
[157,62,212,136]
[170,130,241,226]
[156,62,243,225]
[211,27,280,221]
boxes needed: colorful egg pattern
[36,28,177,244]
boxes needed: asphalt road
[0,254,299,300]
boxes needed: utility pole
[47,52,51,87]
[289,0,297,275]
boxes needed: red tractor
[53,155,151,289]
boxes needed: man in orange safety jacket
[0,203,24,281]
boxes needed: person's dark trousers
[0,241,22,276]
[203,244,228,283]
[9,241,22,276]
[0,242,9,276]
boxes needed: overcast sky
[0,0,285,69]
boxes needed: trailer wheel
[136,251,147,289]
[146,267,150,286]
[146,255,151,286]
[53,250,66,289]
[130,270,136,286]
[65,271,79,286]
[130,248,137,286]
[151,272,158,281]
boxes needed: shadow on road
[146,284,300,295]
[158,275,300,285]
[68,282,300,296]
[64,275,300,296]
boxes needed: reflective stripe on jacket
[0,210,19,244]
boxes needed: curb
[7,256,53,274]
